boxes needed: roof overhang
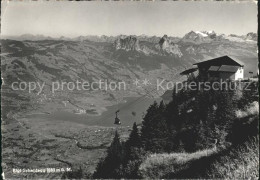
[180,68,198,75]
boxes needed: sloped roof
[208,65,239,73]
[208,66,220,71]
[194,56,243,67]
[180,68,198,75]
[218,65,239,72]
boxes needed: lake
[26,97,162,127]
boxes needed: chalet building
[180,67,198,81]
[180,56,244,81]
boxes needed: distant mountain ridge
[1,31,257,43]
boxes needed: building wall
[235,67,244,80]
[199,67,244,81]
[219,72,235,80]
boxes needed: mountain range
[1,31,257,43]
[1,31,258,106]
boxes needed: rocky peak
[158,35,182,57]
[159,35,170,49]
[114,35,140,51]
[181,31,216,44]
[245,32,257,41]
[203,31,216,39]
[183,31,198,38]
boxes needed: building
[75,108,86,114]
[180,67,198,81]
[180,56,244,81]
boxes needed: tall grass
[206,137,259,179]
[138,138,258,179]
[139,147,217,178]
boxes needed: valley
[1,31,258,178]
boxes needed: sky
[1,1,258,38]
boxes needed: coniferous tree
[124,122,142,162]
[93,131,123,179]
[118,122,146,178]
[141,101,169,152]
[238,81,258,109]
[194,121,210,150]
[141,101,159,149]
[191,90,210,124]
[165,89,181,130]
[126,122,142,150]
[213,89,236,146]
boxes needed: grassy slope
[205,138,259,179]
[139,138,258,179]
[139,101,259,179]
[139,148,217,178]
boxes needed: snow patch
[195,31,208,37]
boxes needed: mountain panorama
[2,30,258,84]
[3,31,257,43]
[1,30,258,179]
[2,31,257,59]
